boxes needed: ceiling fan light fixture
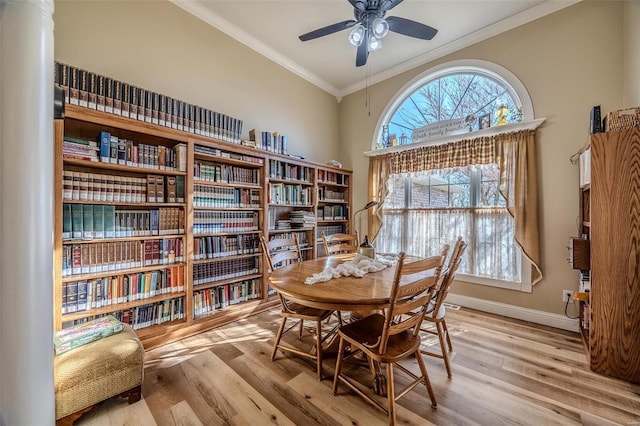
[368,35,382,52]
[348,25,365,46]
[372,17,389,39]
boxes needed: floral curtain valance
[369,128,542,285]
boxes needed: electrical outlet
[562,290,574,303]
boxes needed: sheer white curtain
[376,207,519,282]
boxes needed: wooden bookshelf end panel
[589,128,640,383]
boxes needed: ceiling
[170,0,580,100]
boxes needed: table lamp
[353,201,379,258]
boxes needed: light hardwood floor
[76,307,640,425]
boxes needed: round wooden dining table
[268,253,404,312]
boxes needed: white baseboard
[447,294,580,332]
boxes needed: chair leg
[387,362,396,426]
[316,320,323,380]
[442,319,453,351]
[272,317,288,361]
[436,322,452,378]
[332,337,347,395]
[415,350,437,408]
[298,319,304,340]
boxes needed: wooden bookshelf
[574,128,640,383]
[315,166,353,257]
[54,104,352,349]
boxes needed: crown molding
[169,0,341,98]
[337,0,582,98]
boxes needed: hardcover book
[53,315,124,355]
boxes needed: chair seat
[284,302,333,320]
[338,313,421,362]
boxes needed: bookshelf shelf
[61,291,188,321]
[63,159,187,176]
[61,262,187,283]
[268,178,314,186]
[54,103,352,349]
[63,234,185,244]
[193,180,261,190]
[193,273,263,291]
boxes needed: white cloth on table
[304,254,398,285]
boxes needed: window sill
[364,118,545,157]
[456,271,532,293]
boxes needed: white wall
[623,0,640,106]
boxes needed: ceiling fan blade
[299,20,357,41]
[347,0,366,12]
[356,40,368,67]
[386,16,438,40]
[379,0,405,12]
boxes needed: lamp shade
[368,35,382,51]
[372,18,389,39]
[348,25,365,46]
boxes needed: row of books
[194,160,260,185]
[248,129,288,155]
[193,211,259,235]
[62,266,185,314]
[193,257,259,286]
[269,160,313,182]
[62,238,184,277]
[193,278,261,318]
[268,232,311,247]
[318,170,349,185]
[317,225,348,240]
[55,62,243,144]
[194,145,263,165]
[63,204,185,240]
[194,234,261,260]
[63,171,185,205]
[193,185,260,209]
[61,297,185,331]
[269,183,312,206]
[95,131,186,171]
[317,205,347,221]
[318,187,346,202]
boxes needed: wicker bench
[54,324,144,425]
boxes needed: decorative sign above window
[411,118,467,143]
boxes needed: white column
[0,0,55,424]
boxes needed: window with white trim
[373,61,533,290]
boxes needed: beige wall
[340,1,624,315]
[54,0,340,163]
[623,0,640,106]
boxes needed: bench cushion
[54,324,144,420]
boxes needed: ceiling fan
[298,0,438,67]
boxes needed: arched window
[375,60,533,149]
[372,61,536,291]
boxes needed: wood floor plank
[71,307,640,426]
[155,401,204,426]
[188,350,296,425]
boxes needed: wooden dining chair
[260,235,334,380]
[420,237,468,378]
[332,252,446,425]
[321,231,359,256]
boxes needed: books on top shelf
[55,61,244,144]
[249,129,288,155]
